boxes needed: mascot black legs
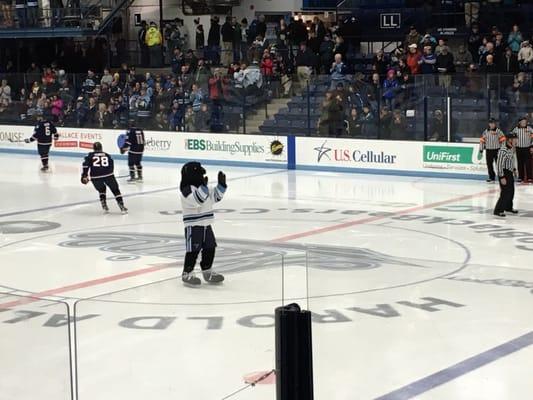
[179,161,227,286]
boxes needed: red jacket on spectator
[51,98,64,118]
[406,51,421,75]
[208,76,222,100]
[261,57,274,76]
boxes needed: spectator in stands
[243,60,263,95]
[464,1,480,27]
[421,33,438,51]
[50,94,63,123]
[171,47,184,75]
[373,50,387,78]
[189,83,204,112]
[345,108,362,137]
[404,26,422,50]
[435,38,447,56]
[507,24,524,53]
[100,69,113,86]
[0,79,11,104]
[261,50,274,93]
[194,58,210,89]
[194,18,204,50]
[221,16,234,66]
[207,16,221,65]
[184,106,194,131]
[406,44,421,75]
[27,0,38,27]
[184,49,198,71]
[276,18,288,40]
[51,0,63,27]
[499,47,519,75]
[333,35,348,61]
[295,42,316,93]
[436,46,454,88]
[480,41,497,66]
[319,34,335,73]
[313,16,326,43]
[467,23,482,60]
[232,17,242,63]
[379,106,392,139]
[195,102,210,131]
[494,32,505,60]
[146,22,163,68]
[360,105,374,125]
[1,0,14,27]
[454,45,473,73]
[288,16,307,55]
[420,46,436,74]
[382,69,398,109]
[308,30,321,56]
[482,54,498,74]
[390,110,407,140]
[330,53,348,89]
[518,41,533,71]
[429,109,446,141]
[318,91,343,137]
[138,21,149,67]
[256,15,267,39]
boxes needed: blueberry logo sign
[270,140,284,156]
[314,141,332,162]
[145,138,171,151]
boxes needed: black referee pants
[494,170,515,214]
[485,149,498,180]
[516,147,531,181]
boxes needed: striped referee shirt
[480,128,505,150]
[511,126,533,148]
[496,146,515,178]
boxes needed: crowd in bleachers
[1,8,533,140]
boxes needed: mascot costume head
[180,161,206,190]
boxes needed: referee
[479,118,505,182]
[494,132,518,217]
[511,116,533,183]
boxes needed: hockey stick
[7,138,26,143]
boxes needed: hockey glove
[120,147,127,154]
[81,176,89,185]
[24,138,31,143]
[203,175,209,185]
[218,171,227,188]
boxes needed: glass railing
[0,71,529,142]
[0,292,74,400]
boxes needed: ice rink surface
[1,153,533,400]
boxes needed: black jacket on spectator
[499,53,519,74]
[289,21,307,46]
[208,21,221,46]
[481,63,498,74]
[319,40,335,71]
[256,21,267,39]
[308,37,321,55]
[436,53,455,73]
[295,48,317,68]
[221,22,234,43]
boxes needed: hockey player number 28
[92,156,109,167]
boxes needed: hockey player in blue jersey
[179,161,226,286]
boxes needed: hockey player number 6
[93,156,109,167]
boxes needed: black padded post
[275,303,314,400]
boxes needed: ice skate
[202,269,224,284]
[182,272,201,286]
